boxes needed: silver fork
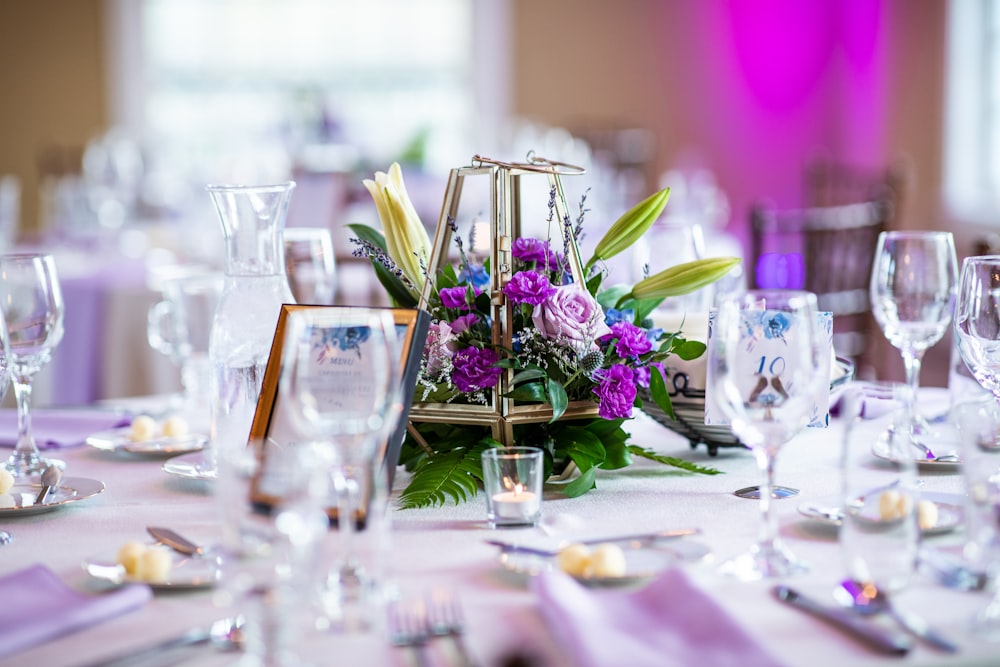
[427,588,476,667]
[389,600,431,667]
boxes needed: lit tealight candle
[491,481,540,521]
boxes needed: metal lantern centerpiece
[407,153,599,447]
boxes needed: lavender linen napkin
[533,568,787,667]
[0,564,152,659]
[0,410,131,449]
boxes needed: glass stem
[756,446,778,551]
[901,347,924,432]
[332,465,359,590]
[12,377,35,457]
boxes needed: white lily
[363,162,432,290]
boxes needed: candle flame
[513,483,524,496]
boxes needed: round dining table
[0,391,998,667]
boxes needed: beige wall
[0,0,107,234]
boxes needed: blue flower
[458,264,490,290]
[604,307,635,326]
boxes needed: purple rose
[503,270,557,306]
[593,364,637,419]
[440,286,473,310]
[531,284,612,349]
[451,346,502,392]
[512,237,562,271]
[450,313,479,334]
[604,321,653,358]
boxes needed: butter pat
[134,547,172,582]
[556,543,591,577]
[116,541,147,576]
[917,500,939,530]
[161,416,189,438]
[0,468,13,495]
[129,415,158,442]
[589,543,627,578]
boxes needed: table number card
[704,309,833,428]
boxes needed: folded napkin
[0,564,152,659]
[533,568,787,667]
[0,410,131,449]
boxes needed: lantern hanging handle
[471,153,586,176]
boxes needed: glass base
[733,485,799,499]
[0,530,11,546]
[4,452,65,478]
[718,540,809,581]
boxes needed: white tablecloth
[0,397,998,667]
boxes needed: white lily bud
[363,162,432,290]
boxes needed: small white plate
[83,548,221,590]
[162,452,216,481]
[87,427,207,457]
[798,493,963,536]
[499,540,710,586]
[0,477,105,516]
[872,438,961,470]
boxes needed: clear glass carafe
[206,182,296,466]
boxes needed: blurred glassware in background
[82,128,144,234]
[147,271,224,423]
[284,228,336,305]
[0,176,20,250]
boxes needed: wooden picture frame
[247,304,429,519]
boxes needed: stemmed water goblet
[0,254,65,477]
[869,231,957,459]
[0,309,13,544]
[284,227,336,305]
[707,290,829,580]
[279,307,400,629]
[952,254,1000,639]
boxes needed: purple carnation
[451,347,502,392]
[440,286,473,310]
[593,364,637,419]
[512,238,562,271]
[635,362,667,389]
[450,313,479,334]
[503,270,557,306]
[604,321,653,358]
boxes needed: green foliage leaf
[547,379,569,422]
[504,382,548,403]
[596,284,631,311]
[562,466,597,497]
[586,271,604,296]
[347,223,417,307]
[559,425,606,471]
[347,223,387,250]
[512,368,547,383]
[673,339,706,361]
[628,445,722,475]
[398,442,492,508]
[648,366,675,420]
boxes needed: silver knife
[773,586,912,655]
[486,528,700,557]
[147,526,204,556]
[887,602,959,653]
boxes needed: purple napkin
[0,564,152,659]
[0,410,131,449]
[533,568,787,667]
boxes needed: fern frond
[627,445,722,475]
[397,443,491,509]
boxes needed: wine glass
[0,308,13,544]
[707,290,828,580]
[279,307,400,629]
[870,231,958,459]
[953,254,1000,639]
[0,254,65,477]
[284,227,336,305]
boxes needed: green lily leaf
[648,365,675,420]
[504,383,548,403]
[512,368,547,384]
[562,466,597,497]
[596,284,631,311]
[347,223,417,307]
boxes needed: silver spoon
[835,579,958,653]
[34,464,62,505]
[83,616,243,667]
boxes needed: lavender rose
[532,284,612,349]
[512,237,562,271]
[604,321,653,358]
[423,321,457,377]
[593,364,637,419]
[503,270,557,306]
[451,346,502,392]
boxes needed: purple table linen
[0,409,131,448]
[0,564,151,660]
[533,568,788,667]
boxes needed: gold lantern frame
[407,153,601,448]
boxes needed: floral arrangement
[352,162,740,508]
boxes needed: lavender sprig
[350,237,416,290]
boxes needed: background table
[0,398,998,667]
